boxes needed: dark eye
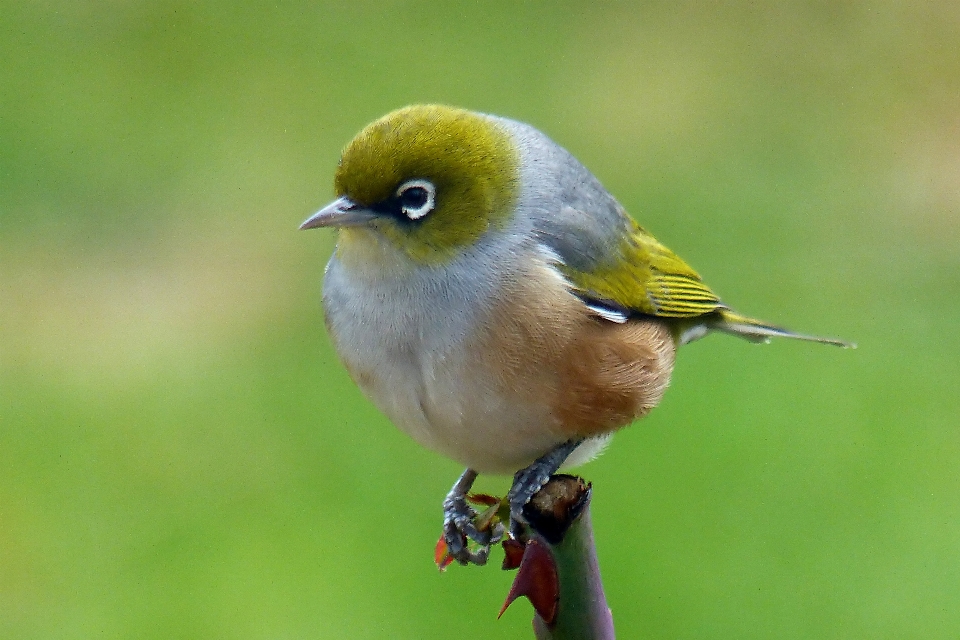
[400,186,428,209]
[395,179,436,220]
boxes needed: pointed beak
[299,196,376,230]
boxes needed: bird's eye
[396,179,436,220]
[401,186,428,209]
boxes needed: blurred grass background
[2,1,959,638]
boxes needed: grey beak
[300,196,376,230]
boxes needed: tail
[715,310,855,348]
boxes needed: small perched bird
[301,105,851,565]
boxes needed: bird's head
[301,105,520,265]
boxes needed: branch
[501,475,615,639]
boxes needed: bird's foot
[440,469,506,567]
[438,440,583,568]
[506,439,583,542]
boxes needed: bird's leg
[442,468,505,566]
[507,439,584,541]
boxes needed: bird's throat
[335,228,419,280]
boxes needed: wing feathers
[648,272,724,318]
[539,215,850,348]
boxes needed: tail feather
[717,310,855,348]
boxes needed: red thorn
[434,536,454,571]
[498,539,559,624]
[466,493,501,507]
[501,538,525,570]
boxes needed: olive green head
[302,105,520,264]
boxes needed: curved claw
[442,520,490,566]
[441,469,507,566]
[442,494,498,565]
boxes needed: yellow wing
[556,218,853,347]
[558,217,724,318]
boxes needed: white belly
[321,241,602,474]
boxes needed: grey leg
[507,439,584,539]
[442,468,504,566]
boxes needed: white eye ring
[396,179,436,220]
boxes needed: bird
[300,104,851,566]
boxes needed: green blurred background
[2,2,958,638]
